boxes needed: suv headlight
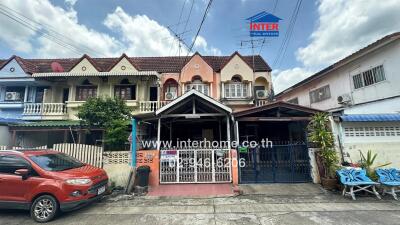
[65,178,91,185]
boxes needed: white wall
[279,40,400,111]
[338,121,400,168]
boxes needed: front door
[149,87,158,101]
[239,144,311,183]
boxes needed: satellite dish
[51,62,64,72]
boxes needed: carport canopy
[233,101,322,122]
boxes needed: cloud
[272,67,313,93]
[104,7,186,56]
[0,1,219,58]
[65,0,78,7]
[274,0,400,93]
[193,35,222,55]
[297,0,400,68]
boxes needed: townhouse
[276,32,400,167]
[0,52,272,148]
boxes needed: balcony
[23,103,68,120]
[139,101,168,113]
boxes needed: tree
[77,97,132,149]
[307,112,339,178]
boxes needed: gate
[239,144,311,183]
[160,149,232,183]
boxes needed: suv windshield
[29,153,85,171]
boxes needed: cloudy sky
[0,0,399,93]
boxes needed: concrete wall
[0,125,10,146]
[278,40,400,111]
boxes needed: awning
[10,120,81,127]
[32,71,160,77]
[340,114,400,122]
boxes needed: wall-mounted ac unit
[165,92,177,100]
[256,90,268,99]
[5,92,21,101]
[337,93,352,104]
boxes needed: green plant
[359,150,391,180]
[77,97,132,149]
[307,112,339,178]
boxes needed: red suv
[0,150,108,223]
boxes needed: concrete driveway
[1,184,400,225]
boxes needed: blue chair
[376,168,400,200]
[337,169,381,200]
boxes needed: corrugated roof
[11,120,81,127]
[340,114,400,122]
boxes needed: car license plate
[97,186,106,195]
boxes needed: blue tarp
[340,114,400,122]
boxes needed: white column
[24,86,29,102]
[248,82,252,98]
[226,116,231,149]
[235,121,240,143]
[221,82,225,98]
[157,118,161,150]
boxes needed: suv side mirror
[15,169,29,180]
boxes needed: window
[185,76,210,95]
[164,80,178,100]
[309,85,331,103]
[114,79,136,100]
[29,153,84,172]
[353,65,386,89]
[0,155,30,174]
[76,79,97,101]
[344,126,400,137]
[287,97,299,104]
[224,75,248,99]
[4,86,25,102]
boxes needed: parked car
[0,149,108,223]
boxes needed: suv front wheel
[30,195,59,223]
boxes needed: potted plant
[307,113,339,190]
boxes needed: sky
[0,0,400,93]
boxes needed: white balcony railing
[139,101,168,113]
[256,100,269,107]
[23,103,67,116]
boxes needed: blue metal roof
[0,117,25,124]
[340,114,400,122]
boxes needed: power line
[0,4,105,56]
[258,0,279,54]
[0,8,86,56]
[273,0,302,67]
[186,0,214,56]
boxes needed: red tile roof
[1,54,271,74]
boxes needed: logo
[246,11,282,37]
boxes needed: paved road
[1,185,400,225]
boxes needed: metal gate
[239,144,311,183]
[160,149,232,183]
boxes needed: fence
[52,143,104,168]
[103,151,131,164]
[160,148,232,183]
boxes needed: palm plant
[307,113,339,178]
[359,150,391,180]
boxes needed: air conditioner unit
[256,90,268,99]
[5,92,21,101]
[165,92,177,100]
[337,93,352,104]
